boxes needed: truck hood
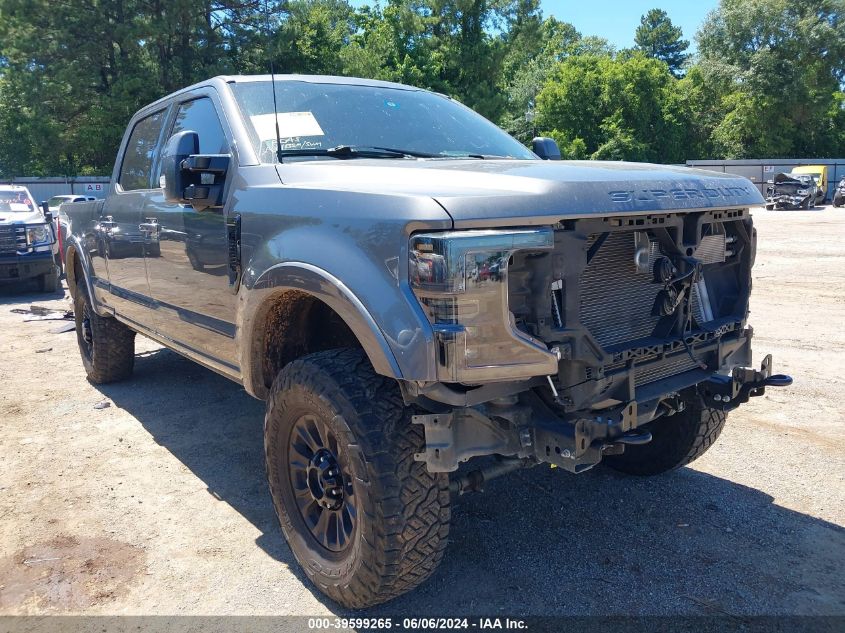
[276,159,764,228]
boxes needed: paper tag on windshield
[251,112,324,141]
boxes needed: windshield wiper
[277,145,439,160]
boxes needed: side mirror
[532,137,561,161]
[40,201,51,216]
[162,130,230,211]
[162,130,199,203]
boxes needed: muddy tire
[264,348,450,608]
[605,398,727,476]
[73,280,135,383]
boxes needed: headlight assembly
[26,223,52,246]
[410,228,559,383]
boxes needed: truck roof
[143,74,423,111]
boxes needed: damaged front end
[405,208,791,480]
[765,172,815,209]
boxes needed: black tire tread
[264,348,450,608]
[74,281,135,383]
[605,399,727,476]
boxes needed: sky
[541,0,719,53]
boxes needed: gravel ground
[0,205,843,618]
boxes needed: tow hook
[703,354,793,410]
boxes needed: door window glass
[119,110,166,191]
[171,97,229,155]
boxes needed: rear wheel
[264,348,450,608]
[73,280,135,383]
[605,398,727,476]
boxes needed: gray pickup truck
[62,74,791,608]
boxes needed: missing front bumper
[412,355,792,475]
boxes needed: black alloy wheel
[287,413,357,552]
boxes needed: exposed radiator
[635,353,700,387]
[602,352,700,387]
[579,232,663,348]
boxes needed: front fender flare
[239,262,402,399]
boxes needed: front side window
[170,97,229,155]
[230,81,535,163]
[119,110,166,191]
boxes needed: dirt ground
[0,205,843,618]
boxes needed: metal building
[1,176,110,203]
[686,159,845,199]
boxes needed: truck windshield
[0,190,34,213]
[230,80,535,163]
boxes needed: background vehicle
[0,185,60,291]
[60,75,790,609]
[765,172,818,209]
[833,177,845,207]
[790,165,828,204]
[44,194,97,272]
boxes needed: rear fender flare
[64,235,109,317]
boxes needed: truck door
[143,93,238,369]
[101,108,168,323]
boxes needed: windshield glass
[47,196,71,208]
[787,174,813,184]
[0,189,34,213]
[231,80,535,162]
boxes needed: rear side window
[170,97,228,154]
[119,110,166,191]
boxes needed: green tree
[274,0,355,75]
[634,8,689,76]
[697,0,845,158]
[535,52,690,162]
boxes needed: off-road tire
[264,348,450,608]
[605,398,727,476]
[73,280,135,383]
[39,265,60,293]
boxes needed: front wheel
[264,348,450,608]
[604,398,727,476]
